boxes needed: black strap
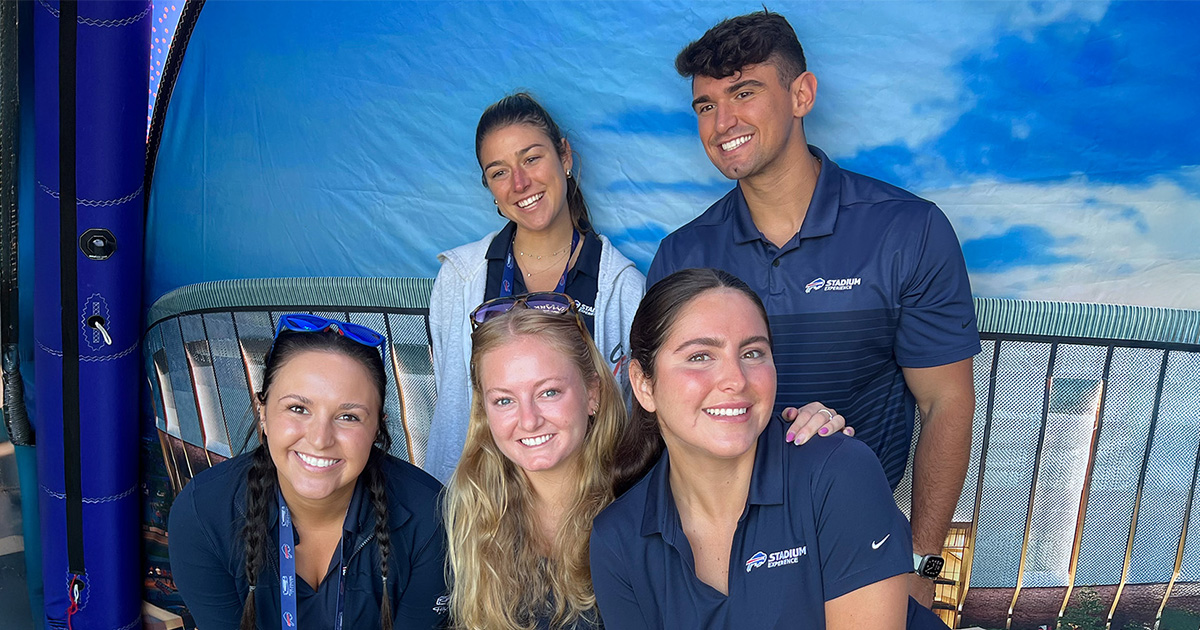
[58,0,84,577]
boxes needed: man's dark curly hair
[675,10,807,87]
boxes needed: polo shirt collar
[260,467,413,547]
[484,221,518,260]
[640,450,674,537]
[486,221,600,279]
[639,419,786,537]
[728,144,842,245]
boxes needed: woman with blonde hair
[443,293,629,629]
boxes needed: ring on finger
[817,408,834,420]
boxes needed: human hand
[782,402,853,445]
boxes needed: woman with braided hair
[168,315,448,629]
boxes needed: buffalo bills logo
[745,551,767,573]
[284,612,295,627]
[804,278,826,293]
[281,543,292,560]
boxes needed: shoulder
[176,453,253,507]
[836,168,944,224]
[380,455,444,525]
[436,232,497,277]
[593,467,652,538]
[596,235,646,291]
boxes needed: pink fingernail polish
[819,427,829,436]
[786,432,795,442]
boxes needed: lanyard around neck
[501,229,580,297]
[277,489,346,630]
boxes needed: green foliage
[1059,587,1105,630]
[1162,607,1200,630]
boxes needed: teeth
[516,193,544,208]
[705,407,747,417]
[520,434,553,447]
[297,453,339,468]
[720,135,752,152]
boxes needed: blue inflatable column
[33,2,148,628]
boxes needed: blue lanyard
[501,229,580,297]
[277,489,346,630]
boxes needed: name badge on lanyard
[501,229,580,297]
[277,489,346,629]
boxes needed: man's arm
[902,357,975,608]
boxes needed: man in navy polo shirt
[648,10,979,608]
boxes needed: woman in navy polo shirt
[168,316,447,629]
[590,269,949,629]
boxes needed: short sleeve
[894,206,980,368]
[812,438,913,601]
[589,524,652,630]
[168,483,246,629]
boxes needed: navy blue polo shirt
[168,453,448,629]
[647,146,980,488]
[589,420,913,629]
[485,221,601,336]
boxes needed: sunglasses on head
[469,292,580,330]
[272,313,386,349]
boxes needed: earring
[566,169,573,179]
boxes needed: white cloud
[925,169,1200,309]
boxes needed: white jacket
[423,231,645,483]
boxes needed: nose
[714,102,737,136]
[306,416,336,450]
[718,357,748,393]
[512,165,531,192]
[517,401,543,433]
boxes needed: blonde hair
[443,308,627,629]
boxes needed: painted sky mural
[146,1,1200,309]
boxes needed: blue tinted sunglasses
[272,313,386,349]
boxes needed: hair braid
[367,450,394,630]
[240,443,277,630]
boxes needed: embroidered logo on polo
[806,277,861,293]
[745,551,767,572]
[746,545,807,572]
[433,594,450,614]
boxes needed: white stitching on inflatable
[41,484,137,504]
[37,339,139,362]
[38,0,152,28]
[38,181,144,208]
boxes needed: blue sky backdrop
[147,0,1200,308]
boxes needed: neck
[739,140,821,248]
[524,460,581,552]
[278,481,354,534]
[512,212,576,257]
[666,443,756,521]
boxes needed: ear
[790,71,817,119]
[586,378,600,417]
[560,137,574,174]
[628,360,657,414]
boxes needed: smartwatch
[914,553,945,580]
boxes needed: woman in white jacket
[424,93,645,483]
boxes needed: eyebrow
[482,142,547,172]
[691,78,768,109]
[673,335,771,353]
[485,376,566,397]
[278,394,370,412]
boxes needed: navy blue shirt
[589,421,913,629]
[485,221,601,336]
[647,146,980,488]
[168,453,448,629]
